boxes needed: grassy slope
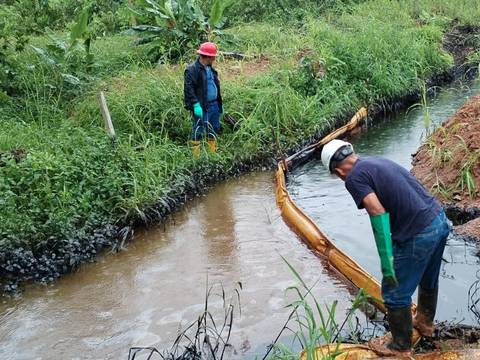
[0,0,479,287]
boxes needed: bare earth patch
[455,217,480,241]
[411,95,480,240]
[218,56,272,81]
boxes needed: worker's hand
[193,102,203,118]
[384,276,399,288]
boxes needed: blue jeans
[192,102,220,141]
[382,210,451,309]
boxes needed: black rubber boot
[414,287,438,336]
[386,306,413,351]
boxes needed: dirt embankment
[411,95,480,241]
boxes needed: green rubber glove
[193,102,203,118]
[369,213,398,287]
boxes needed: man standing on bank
[184,42,223,157]
[321,139,450,356]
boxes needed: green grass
[1,0,480,286]
[222,23,307,57]
[268,257,371,360]
[457,152,479,198]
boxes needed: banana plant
[129,0,234,62]
[30,4,95,88]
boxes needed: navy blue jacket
[184,59,223,111]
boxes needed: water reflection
[201,182,238,273]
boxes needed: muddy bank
[412,94,480,241]
[443,25,480,78]
[2,25,480,294]
[456,217,480,242]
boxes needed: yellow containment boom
[275,108,480,359]
[301,344,480,359]
[276,107,386,311]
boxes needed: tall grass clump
[268,258,372,360]
[404,0,480,27]
[304,1,452,103]
[75,67,189,145]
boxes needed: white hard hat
[321,139,354,173]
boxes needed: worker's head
[197,42,218,66]
[321,139,357,181]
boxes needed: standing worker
[321,139,450,356]
[184,42,223,157]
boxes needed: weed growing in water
[125,258,380,360]
[266,257,374,360]
[128,281,242,360]
[421,82,433,136]
[409,81,434,139]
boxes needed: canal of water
[1,80,479,359]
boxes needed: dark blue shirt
[206,66,218,102]
[345,157,442,244]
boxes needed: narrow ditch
[2,81,480,359]
[287,79,480,328]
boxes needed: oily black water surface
[288,80,480,326]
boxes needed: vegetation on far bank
[1,0,480,289]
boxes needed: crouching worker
[321,139,450,357]
[183,42,224,157]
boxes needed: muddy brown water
[0,172,355,360]
[288,80,480,326]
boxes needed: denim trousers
[192,102,220,141]
[382,210,451,309]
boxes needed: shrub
[130,0,234,63]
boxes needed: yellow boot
[190,140,201,158]
[207,138,217,153]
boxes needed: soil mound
[456,217,480,241]
[411,94,480,240]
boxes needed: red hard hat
[197,42,218,57]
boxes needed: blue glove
[193,102,203,118]
[220,104,225,121]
